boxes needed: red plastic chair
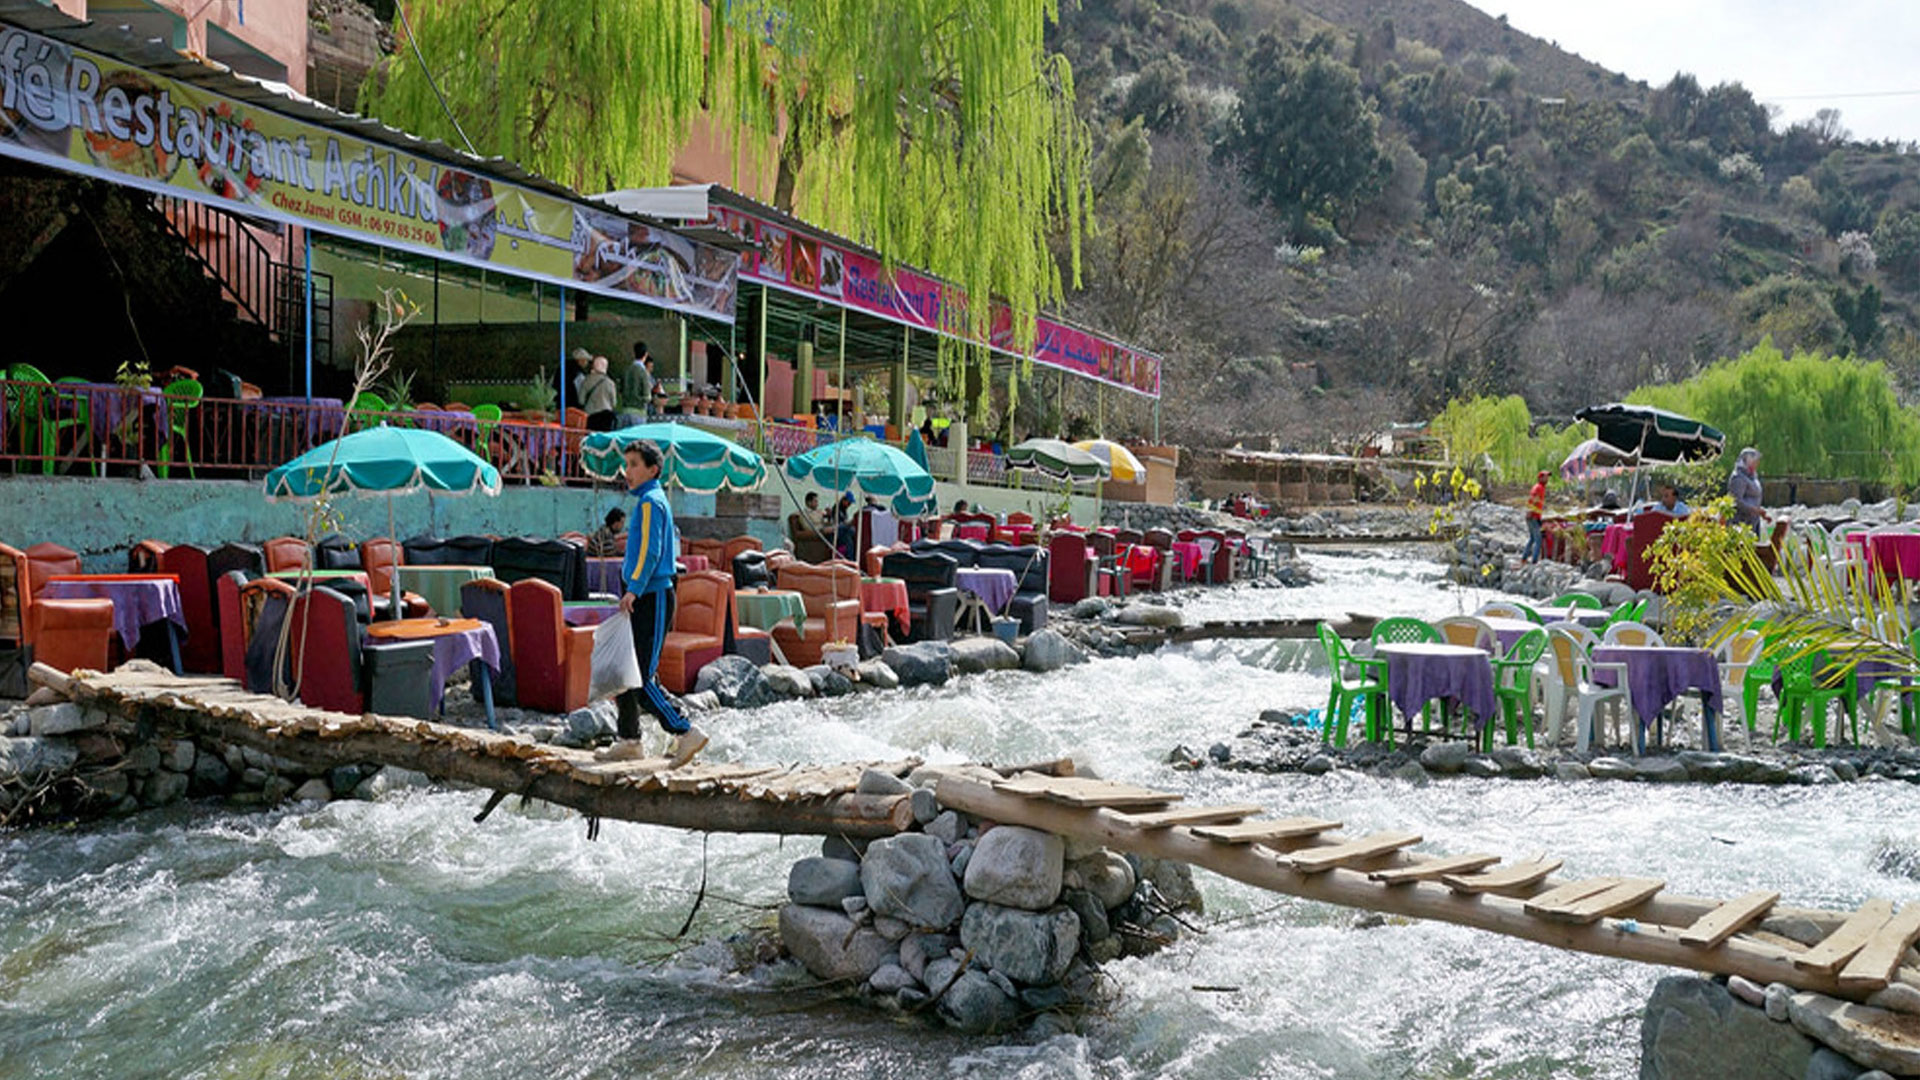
[507,578,592,712]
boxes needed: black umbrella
[1574,403,1726,465]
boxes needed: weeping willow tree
[359,0,1088,417]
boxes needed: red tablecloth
[1859,530,1920,581]
[1169,541,1204,580]
[682,554,711,574]
[1003,525,1036,545]
[1601,523,1631,566]
[859,577,911,634]
[955,523,990,541]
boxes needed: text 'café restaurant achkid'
[0,1,1164,520]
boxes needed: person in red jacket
[1524,470,1548,563]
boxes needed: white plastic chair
[1712,629,1764,749]
[1194,537,1219,584]
[1435,615,1495,652]
[1537,627,1631,751]
[1535,622,1599,744]
[1602,620,1665,648]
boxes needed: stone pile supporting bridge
[31,662,1920,1019]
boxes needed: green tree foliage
[1628,340,1920,484]
[1832,284,1883,354]
[360,0,1089,361]
[1732,276,1845,354]
[1227,32,1388,238]
[1430,394,1584,481]
[1875,209,1920,292]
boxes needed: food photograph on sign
[194,100,263,202]
[80,68,178,181]
[790,235,819,291]
[758,224,790,281]
[436,169,497,259]
[818,246,845,297]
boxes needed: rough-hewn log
[935,774,1866,999]
[56,667,913,838]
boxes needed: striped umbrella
[1072,439,1146,483]
[784,437,936,517]
[579,421,765,492]
[1008,438,1106,481]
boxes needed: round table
[1859,530,1920,581]
[1477,616,1541,654]
[1590,645,1722,752]
[735,589,808,637]
[1169,541,1204,581]
[953,567,1017,633]
[1374,642,1496,735]
[395,564,496,617]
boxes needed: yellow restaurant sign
[0,21,737,322]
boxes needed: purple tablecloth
[954,567,1018,614]
[64,383,165,447]
[256,396,347,444]
[42,577,185,651]
[1535,605,1611,628]
[564,603,619,627]
[1479,616,1540,653]
[1592,646,1721,746]
[409,623,500,713]
[1376,643,1496,731]
[586,557,624,595]
[412,409,479,440]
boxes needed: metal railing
[156,196,282,331]
[0,380,1022,491]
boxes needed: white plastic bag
[589,612,645,701]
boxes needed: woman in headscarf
[1728,447,1767,536]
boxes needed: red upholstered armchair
[660,570,730,693]
[263,536,311,574]
[1047,533,1098,604]
[286,586,363,713]
[1623,511,1680,593]
[158,543,220,673]
[216,570,248,681]
[508,578,593,713]
[0,542,113,674]
[128,539,171,574]
[773,561,861,667]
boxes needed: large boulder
[1788,992,1920,1076]
[1115,603,1183,629]
[761,665,815,698]
[854,660,900,689]
[881,643,952,687]
[693,655,777,708]
[959,903,1080,985]
[0,736,79,781]
[950,638,1021,675]
[1071,850,1137,911]
[860,833,966,929]
[936,970,1022,1034]
[1021,629,1088,673]
[788,857,864,908]
[778,904,894,982]
[1640,975,1814,1080]
[804,665,855,697]
[27,703,102,737]
[964,825,1065,910]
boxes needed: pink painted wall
[65,0,306,93]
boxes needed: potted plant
[523,368,558,421]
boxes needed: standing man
[583,356,620,432]
[623,341,655,422]
[568,346,593,408]
[1729,447,1767,536]
[599,440,707,766]
[1523,470,1548,563]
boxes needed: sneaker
[668,723,709,768]
[594,739,648,763]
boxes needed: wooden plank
[1531,878,1665,924]
[1443,858,1563,894]
[1679,890,1781,949]
[1368,853,1501,885]
[1190,817,1343,845]
[1838,904,1920,993]
[992,774,1181,809]
[1110,804,1266,830]
[1287,831,1423,874]
[1522,877,1622,913]
[1794,899,1895,974]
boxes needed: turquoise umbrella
[264,424,502,501]
[579,422,766,492]
[785,437,936,517]
[905,427,930,473]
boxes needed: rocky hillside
[1048,0,1920,448]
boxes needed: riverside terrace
[0,522,1274,724]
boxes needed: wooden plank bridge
[33,663,1920,1004]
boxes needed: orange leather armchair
[507,578,592,713]
[722,536,763,566]
[0,542,114,674]
[128,539,171,573]
[773,561,861,667]
[683,536,727,568]
[659,570,730,693]
[359,537,432,617]
[263,536,310,574]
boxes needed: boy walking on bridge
[599,440,707,766]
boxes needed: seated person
[832,492,857,557]
[587,508,627,556]
[1634,484,1691,517]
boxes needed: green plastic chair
[350,391,390,431]
[1774,647,1858,748]
[1489,628,1547,749]
[1318,622,1387,747]
[1550,592,1602,610]
[1602,599,1646,630]
[470,403,503,459]
[156,378,201,479]
[1371,617,1442,646]
[5,362,57,473]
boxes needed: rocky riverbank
[1178,710,1920,789]
[1643,974,1918,1080]
[770,764,1202,1035]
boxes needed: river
[3,547,1917,1079]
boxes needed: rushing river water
[5,547,1919,1080]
